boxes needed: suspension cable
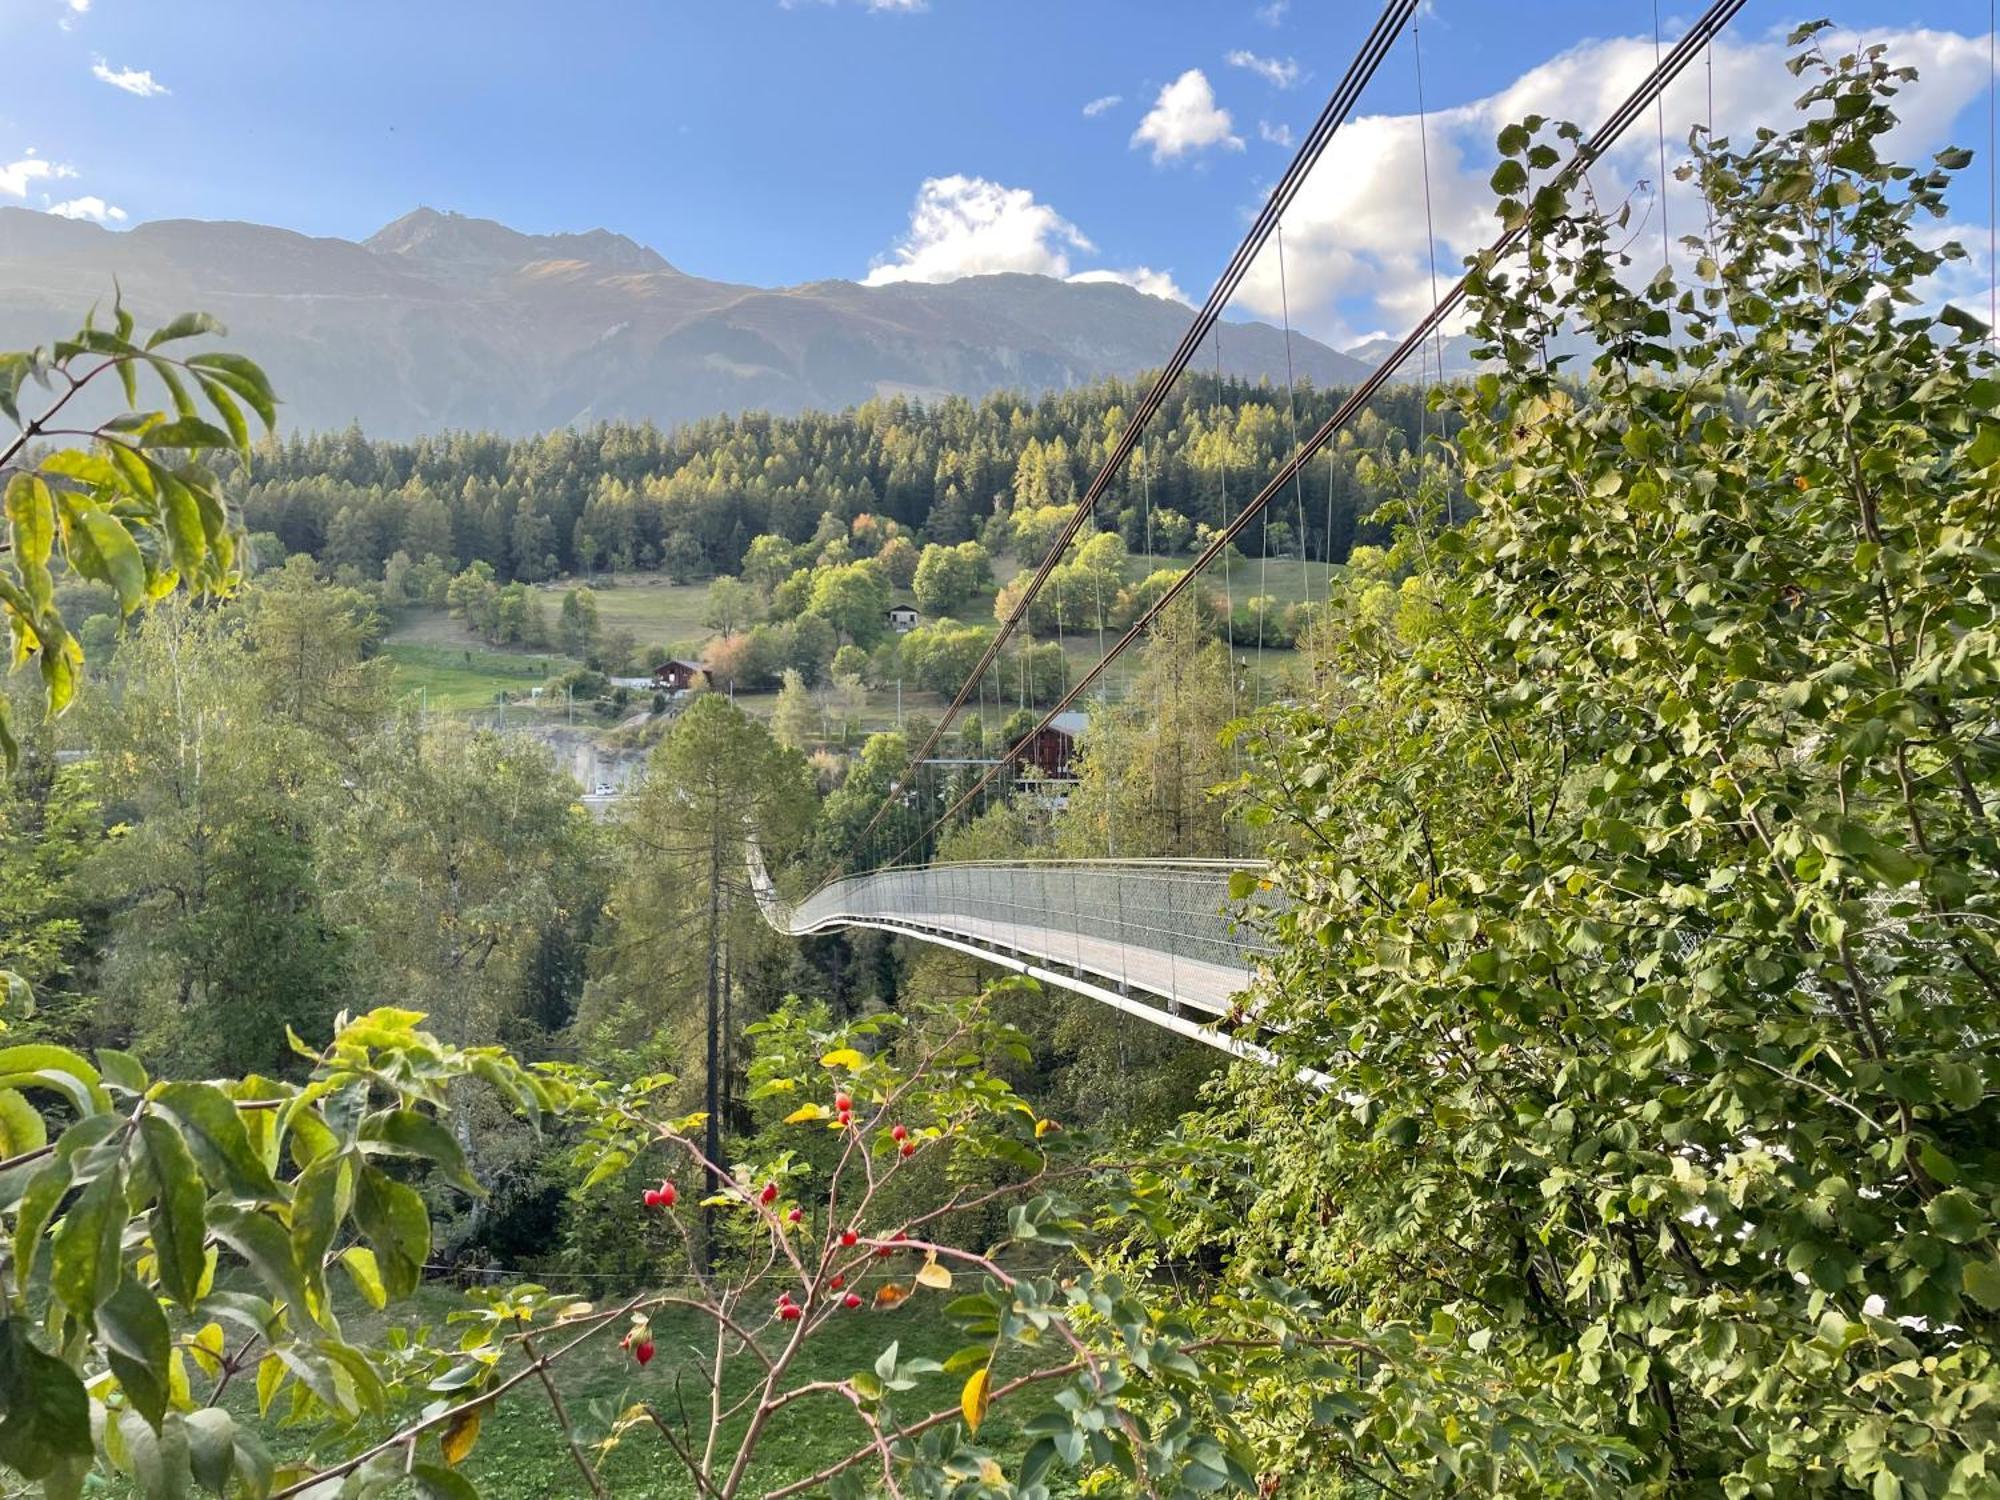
[1275,222,1310,599]
[849,0,1422,860]
[873,0,1750,870]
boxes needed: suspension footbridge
[746,847,1329,1080]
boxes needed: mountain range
[0,206,1374,439]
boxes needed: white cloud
[1082,94,1123,118]
[864,175,1191,305]
[1131,70,1243,164]
[59,0,88,29]
[1227,50,1300,89]
[92,58,170,97]
[47,195,126,224]
[1259,119,1294,148]
[1068,266,1190,304]
[0,154,74,199]
[866,0,927,9]
[1255,1,1289,26]
[865,175,1093,285]
[1230,24,1999,348]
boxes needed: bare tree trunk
[702,820,722,1273]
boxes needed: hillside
[0,205,1371,437]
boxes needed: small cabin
[651,659,705,695]
[886,604,920,634]
[1020,710,1089,779]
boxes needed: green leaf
[1490,159,1529,196]
[119,1405,191,1500]
[1963,1258,2000,1311]
[144,312,225,351]
[1925,1189,1984,1244]
[289,1153,348,1304]
[101,1278,173,1431]
[359,1109,481,1196]
[156,1083,282,1201]
[183,1408,235,1497]
[412,1462,481,1500]
[11,1156,71,1303]
[0,1320,92,1479]
[206,1205,314,1325]
[50,1164,126,1318]
[157,472,207,577]
[352,1165,430,1301]
[139,417,234,453]
[184,353,277,429]
[96,1049,150,1095]
[137,1115,208,1310]
[65,502,147,614]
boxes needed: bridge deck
[852,908,1250,1014]
[750,852,1326,1088]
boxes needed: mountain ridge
[0,206,1374,438]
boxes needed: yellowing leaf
[820,1048,866,1070]
[188,1322,226,1378]
[1034,1118,1062,1138]
[915,1255,953,1291]
[873,1282,909,1308]
[961,1366,991,1436]
[783,1103,827,1125]
[441,1402,483,1466]
[256,1352,285,1417]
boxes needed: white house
[886,604,920,634]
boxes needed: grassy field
[380,640,569,712]
[564,574,718,655]
[196,1280,1049,1499]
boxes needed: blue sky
[4,1,1995,347]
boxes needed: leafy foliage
[0,295,276,769]
[1222,32,2000,1494]
[0,1009,557,1497]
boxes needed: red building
[651,659,705,694]
[1019,711,1089,779]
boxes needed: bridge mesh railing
[753,857,1278,1005]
